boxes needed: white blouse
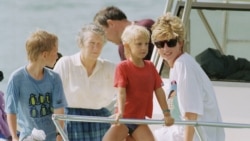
[53,52,117,109]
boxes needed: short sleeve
[114,62,128,88]
[174,62,204,116]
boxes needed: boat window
[159,3,250,82]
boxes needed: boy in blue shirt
[5,29,67,141]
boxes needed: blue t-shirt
[5,66,67,141]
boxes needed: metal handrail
[52,114,250,141]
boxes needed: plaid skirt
[65,107,111,141]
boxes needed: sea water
[0,0,167,91]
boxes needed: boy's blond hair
[121,25,150,59]
[26,29,58,62]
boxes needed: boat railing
[52,114,250,141]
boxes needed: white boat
[53,0,250,141]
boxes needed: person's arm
[54,108,64,141]
[116,87,126,123]
[184,112,198,141]
[7,113,18,141]
[155,87,174,126]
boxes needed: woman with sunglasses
[151,13,225,141]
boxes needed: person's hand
[115,113,122,124]
[164,115,175,126]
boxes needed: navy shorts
[125,124,138,135]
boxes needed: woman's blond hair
[151,12,185,42]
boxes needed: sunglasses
[154,38,178,48]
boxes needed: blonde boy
[5,29,67,141]
[102,25,174,141]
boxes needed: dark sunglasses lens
[167,39,177,47]
[155,41,165,48]
[155,38,177,48]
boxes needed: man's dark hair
[94,6,127,27]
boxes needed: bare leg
[103,124,129,141]
[132,124,155,141]
[126,135,136,141]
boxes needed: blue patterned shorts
[65,107,111,141]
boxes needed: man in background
[94,6,155,61]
